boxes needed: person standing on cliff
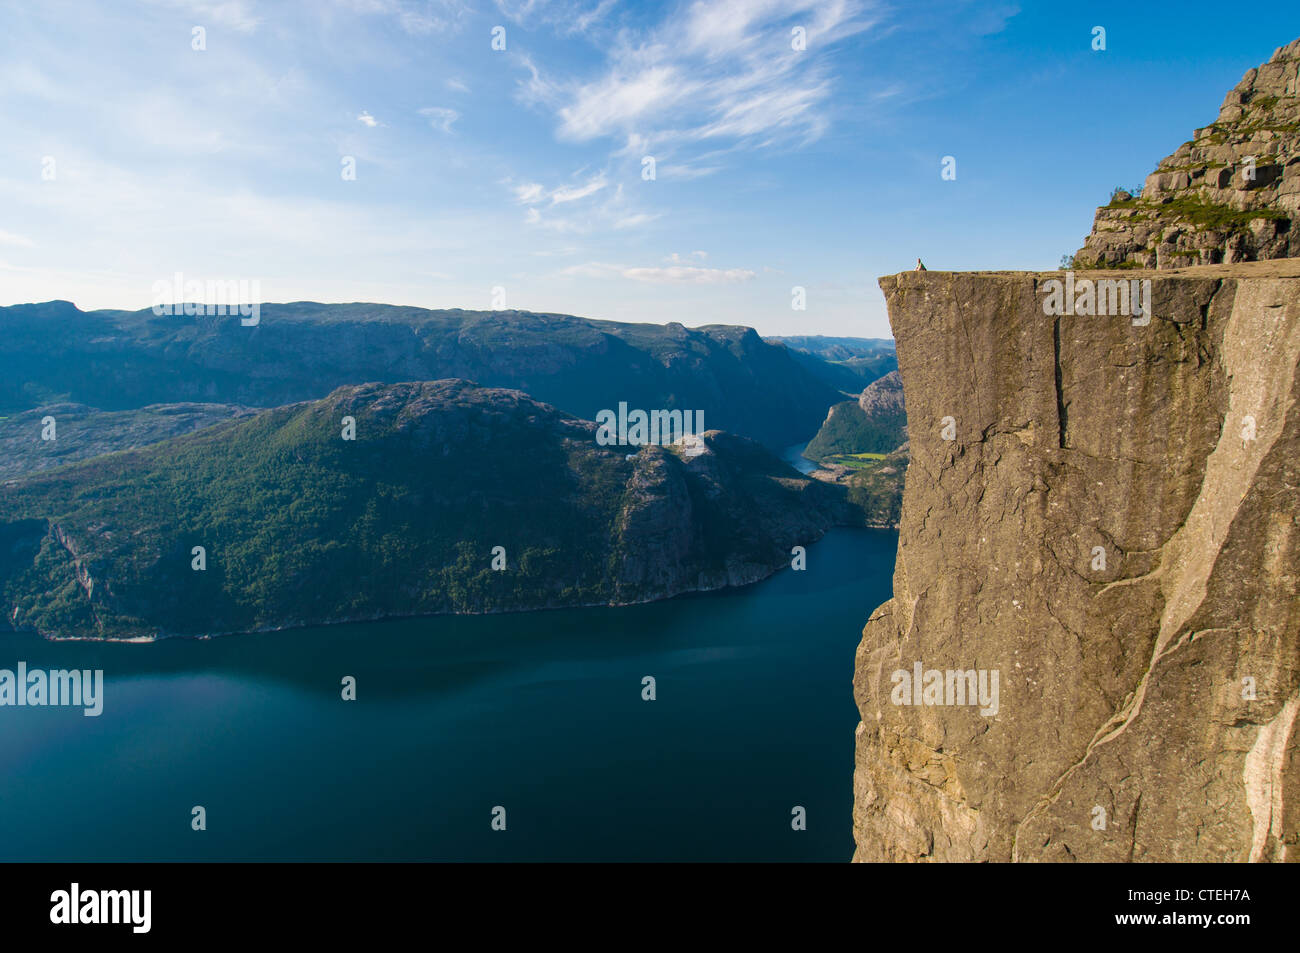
[915,258,927,271]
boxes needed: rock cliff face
[857,370,906,419]
[853,260,1300,862]
[1076,38,1300,269]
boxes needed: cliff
[853,259,1300,862]
[1075,38,1300,269]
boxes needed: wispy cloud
[333,0,472,35]
[514,182,546,204]
[508,172,655,234]
[549,173,606,204]
[357,110,380,127]
[521,0,880,155]
[419,106,460,132]
[562,260,755,284]
[494,0,616,34]
[0,229,35,248]
[613,212,661,229]
[510,172,607,206]
[146,0,263,32]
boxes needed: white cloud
[558,66,693,141]
[549,173,606,204]
[510,173,607,206]
[419,106,460,132]
[514,182,546,204]
[524,0,879,155]
[357,110,380,126]
[446,77,470,93]
[494,0,616,34]
[562,261,755,284]
[0,229,36,248]
[613,212,660,229]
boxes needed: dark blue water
[0,528,895,861]
[781,442,819,475]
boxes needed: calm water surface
[0,528,895,861]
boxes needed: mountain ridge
[0,300,845,450]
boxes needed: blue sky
[2,1,1299,338]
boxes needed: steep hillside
[0,301,843,450]
[853,261,1300,862]
[0,380,850,640]
[804,370,907,462]
[1075,37,1300,269]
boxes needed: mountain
[0,301,844,450]
[1075,37,1300,269]
[854,260,1300,862]
[0,380,852,640]
[766,335,897,392]
[798,370,908,530]
[803,370,907,462]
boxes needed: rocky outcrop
[805,371,909,464]
[853,260,1300,862]
[858,369,905,418]
[1076,38,1300,269]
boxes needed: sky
[1,1,1299,339]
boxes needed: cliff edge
[853,259,1300,861]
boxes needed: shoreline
[8,525,897,645]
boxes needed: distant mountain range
[0,301,849,451]
[766,335,897,393]
[0,302,898,638]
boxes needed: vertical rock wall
[853,262,1300,862]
